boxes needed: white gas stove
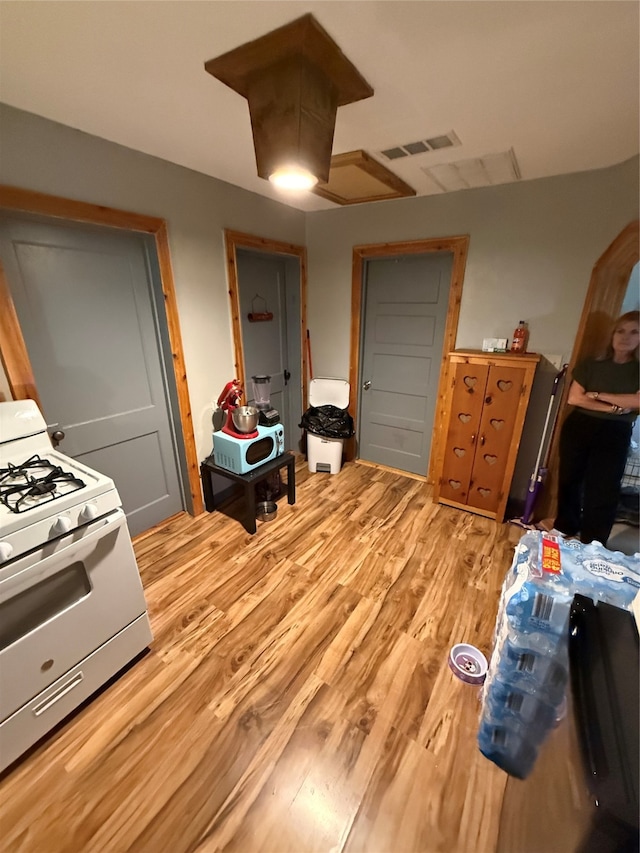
[0,400,153,772]
[0,434,120,566]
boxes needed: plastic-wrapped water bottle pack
[478,531,640,779]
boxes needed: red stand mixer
[215,380,259,439]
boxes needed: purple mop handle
[521,365,568,522]
[529,364,568,488]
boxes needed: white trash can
[306,378,350,474]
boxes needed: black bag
[299,405,355,439]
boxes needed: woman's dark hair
[603,309,640,361]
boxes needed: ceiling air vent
[380,131,461,161]
[421,149,522,193]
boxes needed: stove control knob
[0,542,13,563]
[80,503,99,522]
[51,516,72,536]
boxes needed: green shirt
[573,358,639,422]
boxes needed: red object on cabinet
[510,321,529,353]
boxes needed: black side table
[200,452,296,535]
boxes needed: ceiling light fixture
[269,166,318,191]
[204,14,373,190]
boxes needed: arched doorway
[539,219,639,521]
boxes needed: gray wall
[304,157,639,376]
[304,156,639,501]
[1,103,639,506]
[0,104,306,463]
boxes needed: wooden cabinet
[434,350,540,522]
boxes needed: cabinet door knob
[470,433,476,444]
[480,434,485,446]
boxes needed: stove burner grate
[0,455,86,514]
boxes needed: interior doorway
[349,235,469,480]
[357,252,454,475]
[223,230,308,450]
[612,261,640,548]
[539,220,640,533]
[0,185,203,522]
[0,212,185,535]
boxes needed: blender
[251,375,280,426]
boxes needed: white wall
[0,104,306,463]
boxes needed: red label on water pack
[541,536,562,574]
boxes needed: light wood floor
[1,456,522,853]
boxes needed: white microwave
[212,423,284,474]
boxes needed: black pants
[555,410,632,545]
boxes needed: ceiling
[0,1,638,212]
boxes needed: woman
[554,310,639,546]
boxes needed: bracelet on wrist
[593,391,600,400]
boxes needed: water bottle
[492,624,568,706]
[492,531,540,644]
[477,716,539,779]
[569,541,640,610]
[484,674,559,738]
[503,534,575,636]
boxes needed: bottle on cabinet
[510,321,529,353]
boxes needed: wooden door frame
[223,229,308,415]
[349,235,470,481]
[539,219,639,520]
[0,184,203,516]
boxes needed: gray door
[358,253,453,475]
[0,214,184,535]
[236,249,302,447]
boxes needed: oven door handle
[0,509,128,603]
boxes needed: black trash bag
[299,405,355,439]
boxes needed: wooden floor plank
[0,455,521,853]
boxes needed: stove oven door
[0,509,148,721]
